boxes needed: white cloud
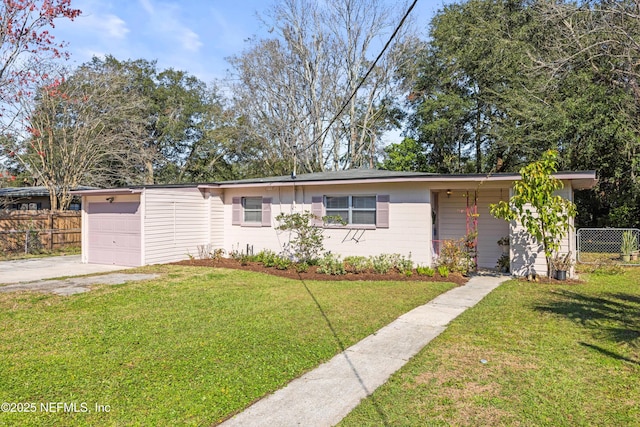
[69,11,130,41]
[136,0,203,53]
[101,14,130,39]
[179,28,203,52]
[138,0,154,15]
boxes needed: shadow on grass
[579,342,640,366]
[536,290,640,364]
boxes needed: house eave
[70,189,143,196]
[214,171,597,189]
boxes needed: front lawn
[339,269,640,426]
[0,265,456,426]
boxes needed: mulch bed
[172,258,469,285]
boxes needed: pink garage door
[87,202,141,266]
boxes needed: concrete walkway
[0,255,132,284]
[220,274,510,427]
[0,273,160,296]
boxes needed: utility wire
[297,0,418,155]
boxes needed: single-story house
[0,186,91,211]
[72,169,597,276]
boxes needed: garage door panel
[88,202,139,215]
[115,234,141,250]
[87,201,141,266]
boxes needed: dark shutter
[232,197,241,225]
[311,196,323,226]
[376,195,390,228]
[262,197,272,227]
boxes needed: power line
[297,0,418,157]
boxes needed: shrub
[416,265,435,277]
[437,239,471,274]
[372,254,394,274]
[437,265,449,278]
[496,253,510,273]
[371,253,414,275]
[343,256,372,274]
[276,212,327,263]
[317,253,345,275]
[239,254,251,266]
[274,256,291,270]
[229,243,254,260]
[395,253,414,275]
[256,250,278,267]
[212,248,225,261]
[295,262,310,273]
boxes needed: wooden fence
[0,211,81,254]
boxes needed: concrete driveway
[0,255,133,285]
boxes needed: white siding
[143,187,209,265]
[209,191,225,251]
[438,191,468,243]
[510,220,546,277]
[477,189,510,269]
[510,182,575,277]
[436,189,509,269]
[223,182,433,264]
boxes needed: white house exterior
[73,169,596,276]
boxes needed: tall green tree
[87,56,235,184]
[394,0,543,174]
[390,0,640,227]
[531,0,640,227]
[3,56,241,209]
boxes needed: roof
[219,169,438,184]
[71,168,598,195]
[0,186,97,198]
[210,169,597,189]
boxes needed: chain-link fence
[0,228,81,255]
[0,211,81,255]
[577,228,640,265]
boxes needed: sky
[53,0,450,84]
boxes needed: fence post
[49,212,54,251]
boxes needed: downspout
[140,189,146,266]
[81,196,88,263]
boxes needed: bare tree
[227,0,413,174]
[532,0,640,183]
[6,65,150,210]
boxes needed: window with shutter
[232,196,272,227]
[261,197,272,226]
[376,195,390,228]
[322,195,384,227]
[232,197,242,225]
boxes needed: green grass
[0,265,455,426]
[339,269,640,426]
[579,251,640,265]
[0,246,81,261]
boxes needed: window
[325,195,376,225]
[232,196,272,227]
[243,197,262,223]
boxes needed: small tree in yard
[490,150,577,278]
[276,211,336,264]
